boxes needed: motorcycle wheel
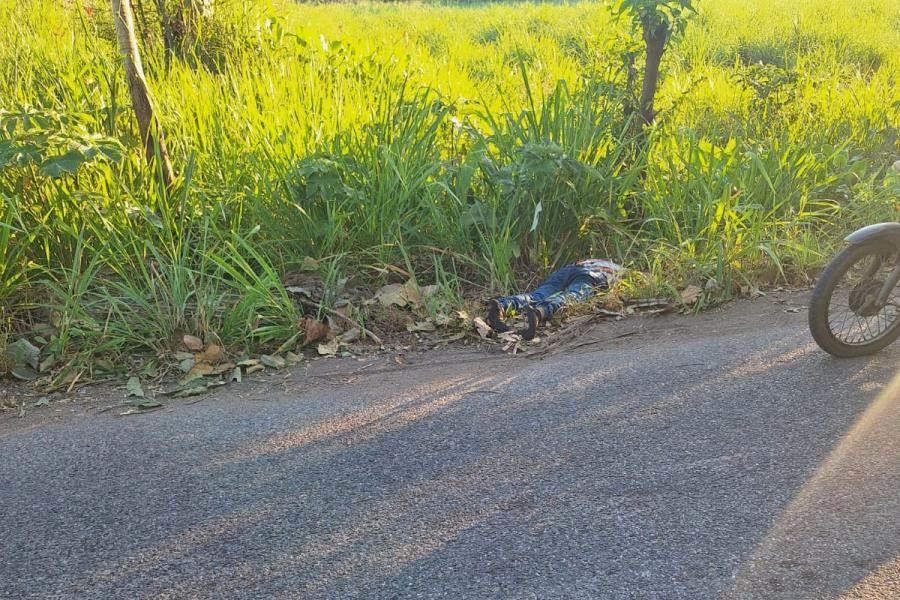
[809,243,900,357]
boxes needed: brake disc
[849,279,885,317]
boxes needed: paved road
[2,295,899,599]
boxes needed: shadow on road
[2,316,898,599]
[728,373,900,599]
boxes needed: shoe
[519,305,544,341]
[485,299,509,333]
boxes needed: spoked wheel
[809,243,900,357]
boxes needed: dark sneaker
[519,305,544,341]
[485,299,509,333]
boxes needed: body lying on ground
[486,258,624,340]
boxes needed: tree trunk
[153,0,175,66]
[622,50,638,120]
[638,20,668,127]
[111,0,175,189]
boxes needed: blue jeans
[496,264,609,320]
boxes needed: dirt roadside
[0,289,814,432]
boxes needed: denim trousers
[495,264,609,319]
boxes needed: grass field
[1,0,898,374]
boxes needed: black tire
[809,243,900,357]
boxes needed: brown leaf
[403,280,423,306]
[324,314,343,335]
[339,327,361,343]
[472,317,492,338]
[333,301,353,318]
[299,316,330,346]
[497,331,521,343]
[209,361,236,376]
[184,362,214,382]
[195,343,226,365]
[679,285,702,306]
[183,335,204,351]
[375,283,409,307]
[317,338,340,356]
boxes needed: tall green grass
[1,0,897,365]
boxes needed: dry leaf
[403,280,423,306]
[333,302,353,319]
[299,316,330,346]
[375,283,409,307]
[7,338,40,370]
[472,317,492,338]
[317,338,340,356]
[126,376,144,398]
[260,355,286,369]
[195,343,226,365]
[300,256,320,271]
[679,285,702,306]
[339,327,361,343]
[440,332,466,343]
[183,335,204,351]
[286,286,312,297]
[407,320,436,333]
[11,366,38,381]
[38,355,55,373]
[209,361,236,375]
[497,331,521,343]
[421,284,440,299]
[186,362,214,379]
[181,364,212,386]
[325,314,343,335]
[433,313,453,327]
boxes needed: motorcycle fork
[876,249,900,306]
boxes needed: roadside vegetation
[1,0,898,383]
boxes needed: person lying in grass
[486,259,624,341]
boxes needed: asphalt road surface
[2,294,899,599]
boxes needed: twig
[66,370,83,394]
[95,401,131,414]
[525,330,640,359]
[296,297,383,346]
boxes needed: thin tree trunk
[111,0,175,189]
[638,20,668,127]
[622,50,638,120]
[153,0,175,67]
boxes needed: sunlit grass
[0,0,897,362]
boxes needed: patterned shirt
[576,258,625,285]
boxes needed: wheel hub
[849,279,884,317]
